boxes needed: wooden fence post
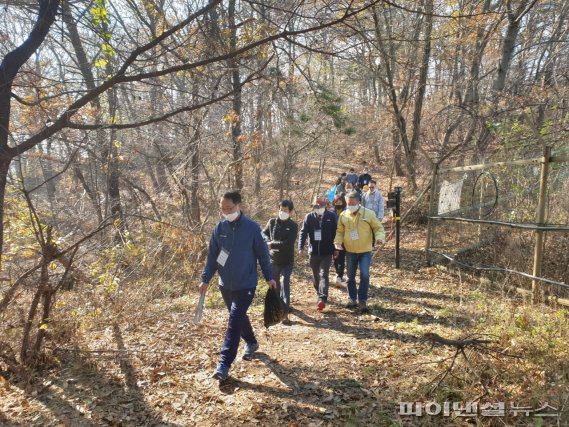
[425,165,439,265]
[532,145,552,303]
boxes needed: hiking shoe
[281,317,292,326]
[346,299,357,309]
[317,300,326,311]
[359,301,370,314]
[212,363,229,381]
[242,342,259,361]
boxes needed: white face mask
[347,204,359,213]
[314,208,325,216]
[278,211,289,221]
[223,211,240,222]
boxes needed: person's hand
[375,239,384,246]
[198,282,209,295]
[334,243,343,251]
[267,279,277,289]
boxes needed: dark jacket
[262,218,298,266]
[298,210,337,256]
[358,173,372,188]
[346,172,358,185]
[201,213,272,290]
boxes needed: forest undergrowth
[1,226,568,426]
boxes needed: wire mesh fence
[426,145,569,302]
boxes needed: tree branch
[11,0,383,156]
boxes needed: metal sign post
[388,187,402,268]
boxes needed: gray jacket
[362,189,385,220]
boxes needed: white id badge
[217,248,230,266]
[314,230,322,241]
[350,229,359,240]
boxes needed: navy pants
[309,255,332,302]
[219,287,256,368]
[272,262,293,309]
[334,249,346,278]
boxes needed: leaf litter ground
[1,227,568,426]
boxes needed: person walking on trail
[362,180,385,221]
[334,172,347,187]
[332,194,347,284]
[200,191,276,381]
[345,168,358,186]
[334,191,385,314]
[335,176,347,195]
[345,181,362,199]
[358,167,372,190]
[262,200,298,326]
[298,195,337,311]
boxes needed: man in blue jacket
[200,191,276,381]
[298,195,337,311]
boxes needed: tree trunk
[63,1,106,223]
[0,159,10,271]
[0,0,59,269]
[372,5,415,189]
[38,142,57,210]
[72,163,104,224]
[392,127,404,177]
[189,138,201,224]
[20,269,45,363]
[105,84,126,242]
[253,90,266,195]
[464,0,493,106]
[408,0,434,192]
[493,0,535,93]
[228,0,244,190]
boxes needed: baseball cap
[312,195,328,207]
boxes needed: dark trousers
[334,249,346,278]
[272,262,293,309]
[309,255,332,302]
[219,287,256,368]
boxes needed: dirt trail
[2,225,567,426]
[0,227,453,426]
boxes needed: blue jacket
[201,213,272,290]
[298,210,337,256]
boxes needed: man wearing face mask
[335,191,385,314]
[262,200,298,325]
[362,180,385,221]
[200,191,276,381]
[298,195,337,311]
[358,167,372,190]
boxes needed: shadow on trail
[8,322,181,427]
[370,305,469,326]
[217,358,329,423]
[218,352,398,424]
[0,411,23,426]
[379,247,428,272]
[289,305,424,344]
[374,285,453,302]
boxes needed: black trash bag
[263,287,285,328]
